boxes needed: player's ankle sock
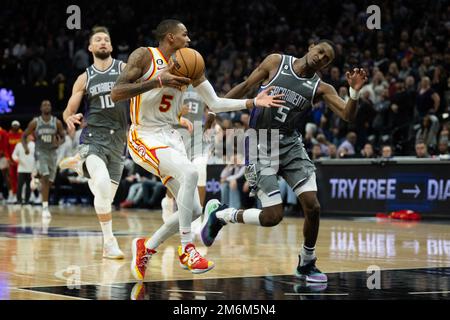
[100,220,114,242]
[42,201,48,210]
[180,228,193,251]
[300,244,316,266]
[216,208,238,223]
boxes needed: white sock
[216,208,262,224]
[242,208,262,225]
[100,220,114,242]
[42,201,49,210]
[300,244,316,266]
[180,227,192,251]
[216,208,238,223]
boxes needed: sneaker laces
[188,248,202,265]
[139,250,154,268]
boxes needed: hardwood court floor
[0,204,450,300]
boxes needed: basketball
[169,47,205,80]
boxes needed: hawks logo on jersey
[137,145,146,158]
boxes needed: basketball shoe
[59,153,84,176]
[103,237,125,259]
[131,282,146,300]
[178,243,215,274]
[131,238,156,280]
[200,199,227,247]
[295,257,328,283]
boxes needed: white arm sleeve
[194,80,248,112]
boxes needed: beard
[93,50,111,60]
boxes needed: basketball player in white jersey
[111,19,284,279]
[60,26,129,259]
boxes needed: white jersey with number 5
[129,47,185,131]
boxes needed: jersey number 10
[100,94,115,109]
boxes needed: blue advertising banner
[315,159,450,218]
[206,159,450,218]
[205,165,225,204]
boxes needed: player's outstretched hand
[159,60,191,90]
[66,113,83,131]
[254,86,285,108]
[346,68,368,91]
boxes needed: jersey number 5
[159,95,174,112]
[274,106,290,123]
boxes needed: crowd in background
[0,0,449,211]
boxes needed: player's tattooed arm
[111,47,153,102]
[111,47,190,102]
[225,54,281,99]
[318,68,368,122]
